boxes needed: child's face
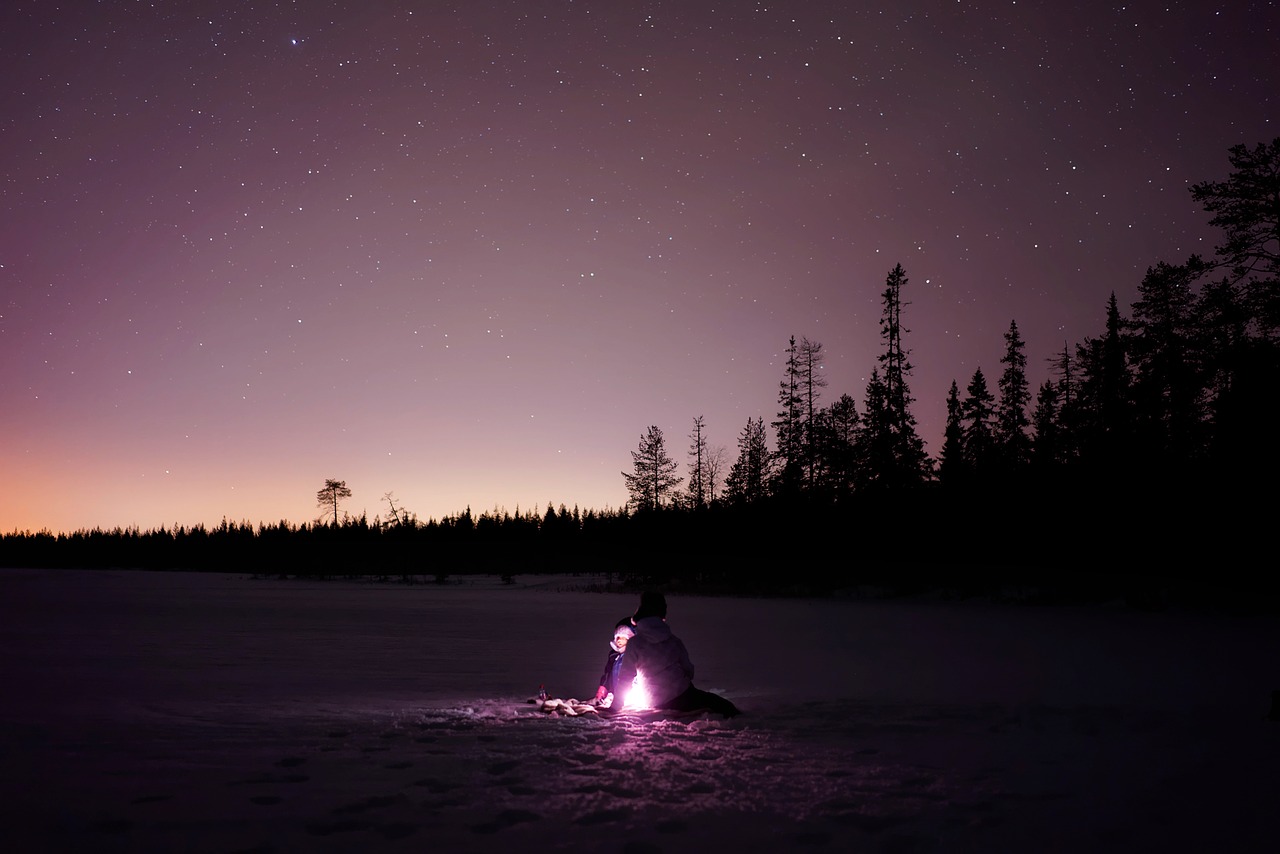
[614,634,629,651]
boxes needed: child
[593,617,635,707]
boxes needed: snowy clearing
[2,568,1276,852]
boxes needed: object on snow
[528,696,600,716]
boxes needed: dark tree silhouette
[1047,341,1080,468]
[869,264,931,486]
[1197,270,1266,474]
[686,415,710,509]
[1188,138,1280,480]
[771,336,804,494]
[724,417,769,504]
[705,444,727,505]
[381,492,417,529]
[1030,379,1065,474]
[856,368,889,489]
[938,380,965,486]
[960,368,996,480]
[622,426,682,511]
[797,337,829,489]
[995,319,1033,476]
[1074,293,1134,475]
[818,392,859,499]
[316,479,352,526]
[1189,137,1280,335]
[1128,261,1206,469]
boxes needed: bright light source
[625,671,652,711]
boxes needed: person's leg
[663,685,740,717]
[700,688,740,718]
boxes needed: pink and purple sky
[2,1,1275,534]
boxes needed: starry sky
[2,1,1276,534]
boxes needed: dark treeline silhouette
[3,140,1276,609]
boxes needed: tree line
[3,139,1276,604]
[625,138,1278,512]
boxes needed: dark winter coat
[598,647,625,696]
[616,616,694,707]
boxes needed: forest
[3,139,1277,607]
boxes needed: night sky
[3,1,1276,534]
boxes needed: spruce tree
[855,368,890,489]
[725,417,770,504]
[1030,379,1063,474]
[771,336,804,494]
[1048,342,1081,468]
[938,380,965,486]
[870,264,931,486]
[960,368,996,480]
[1074,293,1134,475]
[820,393,859,498]
[995,319,1033,475]
[1128,261,1205,468]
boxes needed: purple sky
[2,1,1276,533]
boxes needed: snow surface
[2,568,1277,852]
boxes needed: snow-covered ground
[2,567,1276,852]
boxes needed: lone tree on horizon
[316,479,352,526]
[622,425,682,511]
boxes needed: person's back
[623,614,694,707]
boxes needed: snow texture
[2,568,1277,852]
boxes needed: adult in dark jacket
[615,591,740,717]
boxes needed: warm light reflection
[625,671,652,710]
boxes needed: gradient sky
[2,1,1276,534]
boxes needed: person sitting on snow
[593,617,635,708]
[615,591,740,718]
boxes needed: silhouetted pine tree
[1188,138,1280,482]
[960,368,997,482]
[1048,342,1082,469]
[797,337,828,490]
[1197,272,1269,477]
[855,368,889,489]
[995,320,1033,477]
[1073,294,1133,478]
[316,479,352,526]
[866,264,931,486]
[818,392,859,499]
[686,415,710,509]
[1127,261,1207,472]
[938,380,965,486]
[622,426,683,511]
[771,336,805,495]
[724,417,770,504]
[1189,137,1280,337]
[1030,379,1065,475]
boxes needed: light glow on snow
[5,571,1276,850]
